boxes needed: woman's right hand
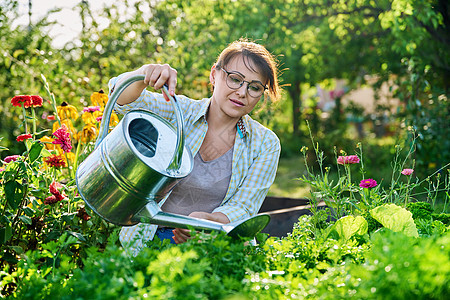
[140,64,178,99]
[116,63,178,105]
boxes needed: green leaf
[22,206,35,217]
[19,215,32,225]
[4,180,23,210]
[370,204,419,238]
[329,215,368,241]
[0,224,13,244]
[67,231,87,242]
[29,141,44,163]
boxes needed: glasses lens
[248,82,265,98]
[227,73,243,88]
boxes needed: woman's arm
[115,64,178,105]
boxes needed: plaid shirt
[109,74,280,256]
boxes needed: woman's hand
[140,64,178,98]
[172,212,230,244]
[116,63,178,105]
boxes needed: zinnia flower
[4,155,20,163]
[52,125,72,153]
[16,134,33,142]
[90,89,108,108]
[47,115,56,121]
[401,168,414,176]
[11,95,32,108]
[360,179,378,188]
[53,119,76,136]
[82,106,101,113]
[337,155,360,165]
[57,101,78,120]
[30,95,43,107]
[44,154,66,168]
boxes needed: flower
[337,155,360,165]
[77,207,91,221]
[16,134,33,142]
[47,115,56,121]
[90,89,108,108]
[44,154,66,168]
[4,155,20,163]
[40,136,57,151]
[82,106,101,113]
[330,89,345,99]
[52,125,72,153]
[401,168,414,176]
[0,167,5,173]
[11,95,32,108]
[78,124,98,144]
[53,119,76,136]
[30,95,43,107]
[57,101,78,120]
[360,179,378,188]
[45,181,66,205]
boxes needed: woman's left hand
[172,212,230,244]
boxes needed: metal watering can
[76,75,270,239]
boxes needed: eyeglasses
[220,68,267,98]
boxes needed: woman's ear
[209,64,217,86]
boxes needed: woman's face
[210,55,266,120]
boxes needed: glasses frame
[220,68,267,98]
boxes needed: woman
[110,39,282,255]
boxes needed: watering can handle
[95,74,185,171]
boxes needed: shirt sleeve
[212,131,281,222]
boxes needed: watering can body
[76,109,193,226]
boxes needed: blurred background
[1,0,449,199]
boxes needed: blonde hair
[215,39,282,102]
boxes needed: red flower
[77,207,91,221]
[337,155,360,165]
[11,95,32,108]
[4,155,20,163]
[49,181,63,195]
[47,115,56,121]
[52,125,72,152]
[44,195,58,205]
[44,154,66,168]
[30,95,43,107]
[45,181,66,205]
[16,134,33,142]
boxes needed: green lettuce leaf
[370,204,419,238]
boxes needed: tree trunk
[288,82,302,136]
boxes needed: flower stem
[31,107,37,138]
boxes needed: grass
[267,155,310,199]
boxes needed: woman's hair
[215,38,282,102]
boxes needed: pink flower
[337,155,360,165]
[360,179,378,188]
[0,167,4,173]
[82,106,101,113]
[52,125,72,153]
[4,155,20,163]
[16,134,33,142]
[401,168,414,176]
[95,116,102,122]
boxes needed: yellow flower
[82,111,97,125]
[57,101,78,121]
[40,136,57,151]
[90,90,108,108]
[78,124,98,144]
[62,151,76,165]
[53,119,77,137]
[95,111,119,128]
